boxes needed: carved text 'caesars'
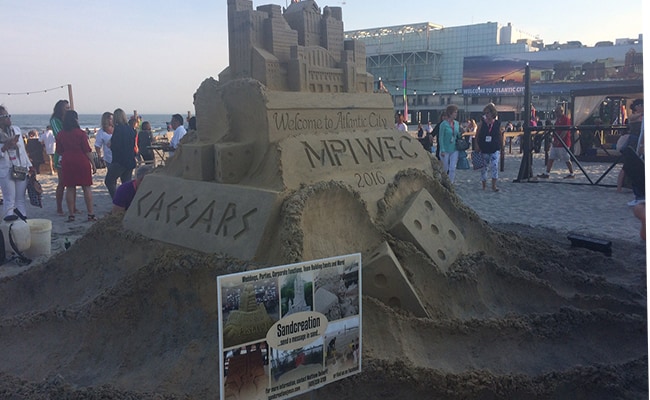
[302,136,418,168]
[273,111,388,131]
[135,192,257,240]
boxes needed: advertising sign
[218,254,362,400]
[462,45,642,96]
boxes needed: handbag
[471,151,486,170]
[9,146,28,181]
[456,137,470,151]
[10,165,28,181]
[92,152,107,169]
[26,172,43,207]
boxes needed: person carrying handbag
[475,103,502,192]
[0,106,33,221]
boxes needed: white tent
[570,85,643,126]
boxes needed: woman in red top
[55,110,97,222]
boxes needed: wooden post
[67,84,75,110]
[515,65,533,181]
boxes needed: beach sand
[0,165,115,279]
[0,151,646,399]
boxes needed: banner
[218,253,362,400]
[462,45,642,96]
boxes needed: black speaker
[567,234,612,256]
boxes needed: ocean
[9,114,175,136]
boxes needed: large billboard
[218,253,362,400]
[462,45,642,97]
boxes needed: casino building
[345,22,643,125]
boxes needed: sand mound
[0,184,647,399]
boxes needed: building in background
[346,21,642,125]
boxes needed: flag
[403,65,408,120]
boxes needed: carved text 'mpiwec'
[302,136,418,168]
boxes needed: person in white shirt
[169,113,187,158]
[94,112,114,194]
[395,114,408,132]
[94,112,114,166]
[40,125,57,174]
[0,106,32,221]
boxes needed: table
[147,144,173,166]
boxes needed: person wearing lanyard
[438,104,461,183]
[0,106,33,221]
[476,103,502,192]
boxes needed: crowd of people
[399,102,502,191]
[397,99,645,239]
[0,100,191,226]
[1,97,645,241]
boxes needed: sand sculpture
[223,284,276,348]
[123,0,473,317]
[314,264,359,320]
[124,0,425,226]
[284,274,311,315]
[125,0,434,259]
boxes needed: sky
[1,0,645,115]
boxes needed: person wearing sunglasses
[0,106,33,221]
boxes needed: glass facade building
[346,22,538,123]
[346,22,642,125]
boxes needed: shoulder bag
[471,151,486,170]
[456,137,470,151]
[10,150,28,181]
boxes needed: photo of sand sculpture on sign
[0,1,645,399]
[222,283,278,348]
[313,261,359,321]
[223,341,269,399]
[280,272,313,317]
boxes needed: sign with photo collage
[217,253,362,400]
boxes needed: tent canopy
[571,84,643,125]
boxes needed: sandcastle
[223,284,276,348]
[124,0,471,316]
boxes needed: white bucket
[0,220,31,254]
[25,219,52,259]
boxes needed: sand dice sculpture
[124,0,487,317]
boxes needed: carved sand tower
[125,0,472,317]
[223,284,275,348]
